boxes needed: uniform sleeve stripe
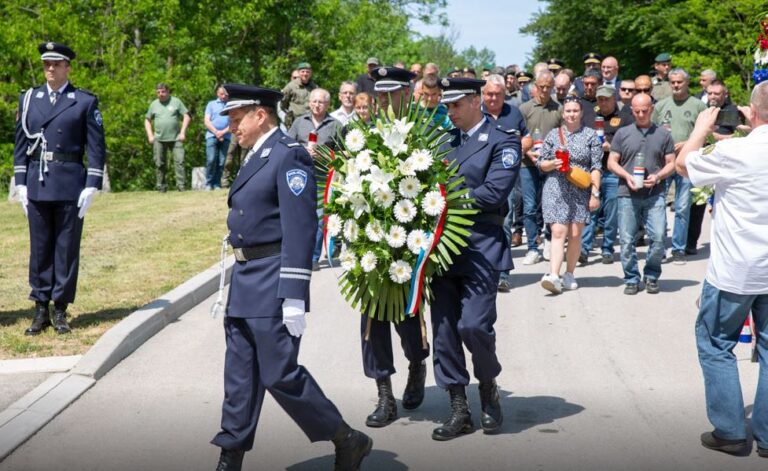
[280,267,312,275]
[14,168,27,173]
[87,170,104,175]
[279,273,312,281]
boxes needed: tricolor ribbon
[321,151,335,267]
[405,183,448,316]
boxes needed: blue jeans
[617,194,666,285]
[668,173,692,253]
[205,136,230,188]
[582,173,619,256]
[695,280,768,448]
[520,165,543,251]
[502,177,523,244]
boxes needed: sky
[411,0,545,68]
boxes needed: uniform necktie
[50,91,59,105]
[461,132,469,145]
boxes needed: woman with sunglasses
[536,96,603,294]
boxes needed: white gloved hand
[282,298,306,337]
[77,187,98,219]
[16,185,28,217]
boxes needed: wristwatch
[591,190,600,198]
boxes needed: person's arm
[144,118,155,144]
[178,113,191,142]
[676,106,719,178]
[607,150,636,191]
[204,108,218,135]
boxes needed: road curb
[0,257,233,461]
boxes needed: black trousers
[360,314,429,379]
[687,202,707,251]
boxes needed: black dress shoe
[52,303,72,334]
[479,380,503,433]
[365,377,397,427]
[700,431,748,455]
[25,302,51,336]
[432,386,473,441]
[215,448,244,471]
[333,426,373,471]
[401,361,426,410]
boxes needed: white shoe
[541,273,562,294]
[562,272,578,290]
[523,250,542,265]
[542,239,551,261]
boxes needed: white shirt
[46,81,69,97]
[330,107,356,126]
[603,78,616,88]
[685,124,768,294]
[244,126,279,164]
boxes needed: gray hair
[535,70,554,82]
[669,68,690,81]
[310,88,331,103]
[339,81,357,93]
[484,74,506,89]
[701,69,717,79]
[751,81,768,122]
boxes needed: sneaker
[542,239,551,261]
[578,253,588,266]
[646,279,660,294]
[541,274,562,294]
[700,431,748,455]
[601,253,613,264]
[672,251,687,265]
[562,272,578,290]
[522,250,542,265]
[758,446,768,458]
[623,283,641,295]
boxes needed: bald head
[631,93,654,128]
[554,73,572,101]
[635,75,652,94]
[601,56,619,81]
[751,81,768,124]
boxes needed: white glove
[16,185,28,217]
[77,187,98,219]
[282,298,306,337]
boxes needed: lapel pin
[478,133,488,142]
[67,92,75,99]
[260,148,271,159]
[36,91,44,98]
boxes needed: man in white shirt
[330,81,357,126]
[677,80,768,459]
[601,56,620,89]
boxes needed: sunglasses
[636,88,651,93]
[563,95,581,103]
[620,88,636,92]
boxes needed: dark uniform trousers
[27,200,83,303]
[360,315,428,379]
[212,316,342,450]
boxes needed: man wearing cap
[516,71,533,103]
[356,57,379,96]
[652,53,673,101]
[280,62,317,129]
[145,83,190,192]
[574,52,603,97]
[547,58,565,76]
[428,77,520,441]
[13,42,106,336]
[211,83,372,471]
[356,66,430,430]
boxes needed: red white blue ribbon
[321,152,336,267]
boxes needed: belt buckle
[43,151,54,161]
[233,247,246,262]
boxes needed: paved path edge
[0,257,234,461]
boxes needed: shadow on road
[287,449,407,471]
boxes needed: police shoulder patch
[286,169,308,196]
[701,144,716,155]
[94,109,103,126]
[501,148,519,169]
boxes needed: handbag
[558,127,591,190]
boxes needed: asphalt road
[1,213,764,470]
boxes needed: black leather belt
[232,242,281,262]
[31,151,82,163]
[471,213,505,226]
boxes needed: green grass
[0,190,230,359]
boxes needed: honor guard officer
[210,84,371,471]
[357,66,429,429]
[430,77,521,441]
[13,42,106,336]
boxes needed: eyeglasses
[636,88,651,93]
[620,88,636,92]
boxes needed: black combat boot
[401,360,426,410]
[332,421,373,471]
[432,385,473,441]
[365,377,397,427]
[479,379,503,433]
[52,302,72,334]
[24,301,51,336]
[215,448,244,471]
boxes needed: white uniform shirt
[330,107,356,127]
[685,124,768,294]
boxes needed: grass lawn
[0,190,229,359]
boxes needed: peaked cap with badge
[220,83,283,115]
[438,77,485,104]
[371,67,417,92]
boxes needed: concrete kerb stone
[0,256,234,461]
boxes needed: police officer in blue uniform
[13,42,106,336]
[429,77,521,440]
[210,84,371,471]
[358,67,429,429]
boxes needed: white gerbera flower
[409,149,433,171]
[422,190,446,216]
[364,165,395,193]
[343,220,359,242]
[361,251,378,272]
[326,214,342,236]
[340,250,357,271]
[345,128,366,152]
[397,158,416,176]
[386,225,407,248]
[356,150,373,172]
[407,229,430,255]
[365,220,384,242]
[373,189,395,208]
[388,260,413,284]
[393,199,417,223]
[398,176,421,199]
[349,193,370,219]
